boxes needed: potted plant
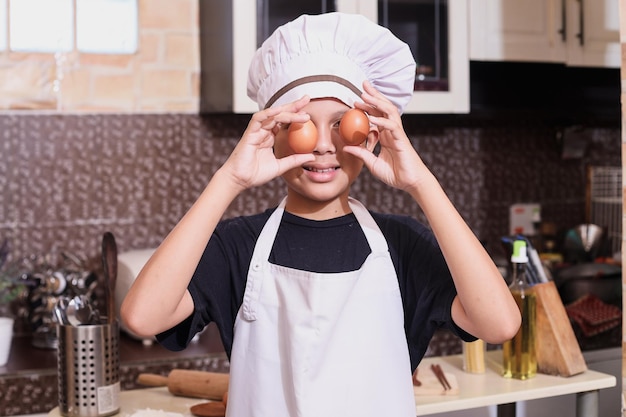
[0,238,27,366]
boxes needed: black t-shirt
[156,207,474,370]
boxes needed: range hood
[468,61,620,124]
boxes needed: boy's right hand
[219,96,316,192]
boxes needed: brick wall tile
[139,33,162,64]
[140,99,197,113]
[191,72,200,98]
[62,68,92,106]
[0,62,54,100]
[79,54,135,69]
[141,69,191,98]
[8,52,55,63]
[72,103,134,113]
[165,33,199,68]
[93,74,136,101]
[139,0,193,31]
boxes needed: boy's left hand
[343,81,429,194]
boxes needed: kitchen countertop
[45,351,616,417]
[48,387,207,417]
[3,323,618,416]
[416,350,615,416]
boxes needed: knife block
[534,281,587,377]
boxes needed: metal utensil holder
[57,321,120,417]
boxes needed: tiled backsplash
[0,114,619,263]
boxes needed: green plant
[0,239,27,308]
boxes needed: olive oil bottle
[502,240,537,380]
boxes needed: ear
[364,127,379,152]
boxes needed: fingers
[249,95,311,125]
[242,96,312,146]
[343,144,379,169]
[360,81,401,119]
[276,153,316,175]
[266,95,312,123]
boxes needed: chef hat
[247,12,416,114]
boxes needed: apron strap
[348,197,389,254]
[242,198,287,320]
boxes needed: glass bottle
[502,240,537,380]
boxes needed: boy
[121,12,520,417]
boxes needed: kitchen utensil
[190,402,226,417]
[66,295,96,326]
[53,296,70,326]
[57,321,120,417]
[413,367,459,396]
[563,224,605,262]
[101,232,118,323]
[136,370,229,401]
[576,224,604,253]
[431,364,452,390]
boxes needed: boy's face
[274,98,377,208]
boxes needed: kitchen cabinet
[469,0,620,68]
[343,0,469,113]
[200,0,469,114]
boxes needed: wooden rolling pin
[137,370,229,401]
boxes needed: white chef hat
[247,12,416,114]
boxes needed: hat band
[264,75,362,109]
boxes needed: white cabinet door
[469,0,619,68]
[565,0,621,67]
[230,0,257,113]
[353,0,470,114]
[469,0,566,63]
[407,0,469,113]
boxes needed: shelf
[0,322,225,377]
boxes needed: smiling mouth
[303,166,339,173]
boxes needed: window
[10,0,73,52]
[76,0,137,54]
[2,0,137,54]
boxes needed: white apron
[226,197,416,417]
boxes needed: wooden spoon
[101,232,118,323]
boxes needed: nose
[313,124,336,154]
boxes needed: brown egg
[339,109,369,145]
[288,120,318,153]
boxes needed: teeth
[305,167,336,173]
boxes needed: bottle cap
[511,240,529,263]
